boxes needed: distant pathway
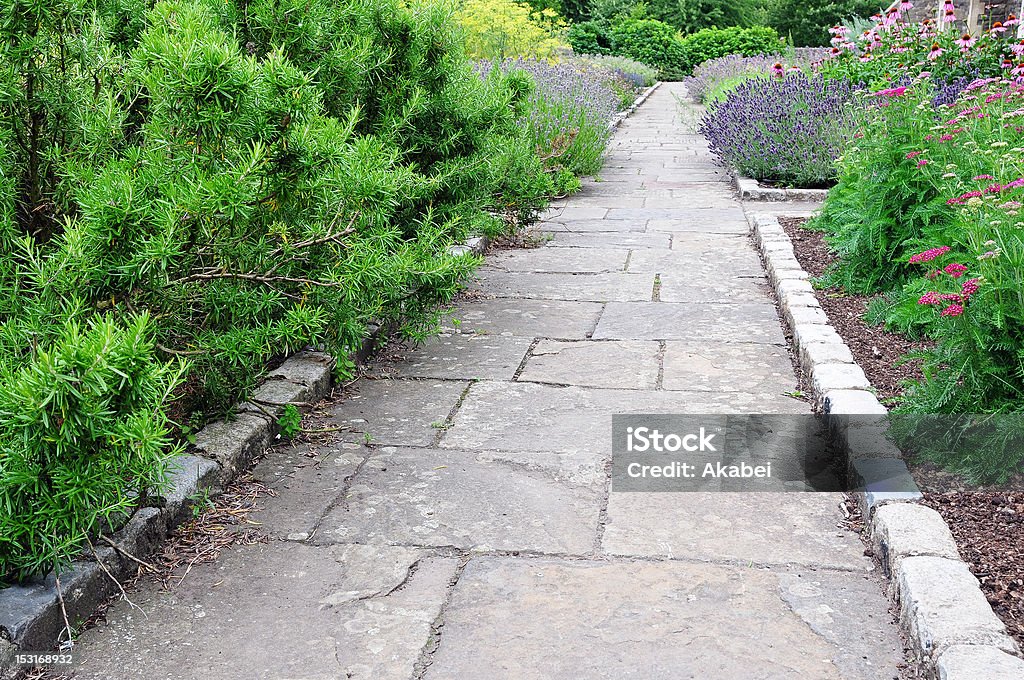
[71,82,905,679]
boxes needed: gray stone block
[849,458,922,516]
[823,389,888,416]
[265,350,334,403]
[811,363,871,396]
[803,341,855,367]
[872,504,960,578]
[0,561,107,652]
[160,453,222,522]
[793,323,845,351]
[192,414,271,483]
[898,556,1018,662]
[786,304,829,327]
[937,645,1024,679]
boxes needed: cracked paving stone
[249,441,366,539]
[421,556,902,680]
[71,543,457,680]
[314,446,602,554]
[602,492,871,571]
[329,378,468,447]
[517,339,660,389]
[441,381,806,455]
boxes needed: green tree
[767,0,878,46]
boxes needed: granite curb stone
[749,212,1023,677]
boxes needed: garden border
[732,171,829,202]
[0,74,657,671]
[0,236,491,678]
[748,212,1024,679]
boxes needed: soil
[778,217,928,405]
[779,215,1024,650]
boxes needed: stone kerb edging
[0,233,493,677]
[609,82,662,131]
[732,172,830,202]
[749,212,1024,679]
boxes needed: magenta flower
[944,263,968,277]
[941,304,964,317]
[906,151,924,159]
[961,278,981,297]
[918,292,942,305]
[917,159,929,167]
[928,43,944,60]
[956,32,977,49]
[910,246,951,263]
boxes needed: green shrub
[0,0,560,580]
[609,18,688,80]
[0,315,183,580]
[678,26,783,73]
[568,20,614,55]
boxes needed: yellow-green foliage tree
[459,0,568,60]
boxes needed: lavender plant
[699,72,858,188]
[684,50,830,103]
[481,58,624,185]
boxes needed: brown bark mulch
[778,216,1024,650]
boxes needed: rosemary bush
[0,0,557,579]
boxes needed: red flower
[941,304,964,317]
[943,263,968,277]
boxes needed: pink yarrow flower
[910,246,951,263]
[961,278,981,297]
[941,304,965,317]
[918,291,943,305]
[944,263,968,277]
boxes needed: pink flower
[928,43,944,60]
[947,190,983,205]
[899,0,913,10]
[918,292,942,305]
[910,246,951,263]
[956,33,977,49]
[991,21,1008,34]
[973,174,995,180]
[917,159,929,168]
[942,0,955,11]
[941,304,964,317]
[906,151,924,159]
[961,278,981,297]
[770,62,785,77]
[944,263,968,277]
[872,86,907,97]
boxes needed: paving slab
[542,218,647,232]
[518,339,660,389]
[627,248,763,276]
[329,378,468,447]
[540,231,671,249]
[249,441,366,540]
[384,334,532,380]
[656,271,770,303]
[593,301,785,343]
[72,543,457,680]
[442,381,806,455]
[602,493,869,570]
[662,341,796,393]
[424,557,869,680]
[482,247,629,273]
[315,446,602,553]
[444,298,603,339]
[470,271,655,302]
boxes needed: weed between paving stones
[780,215,1024,652]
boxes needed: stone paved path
[71,82,905,680]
